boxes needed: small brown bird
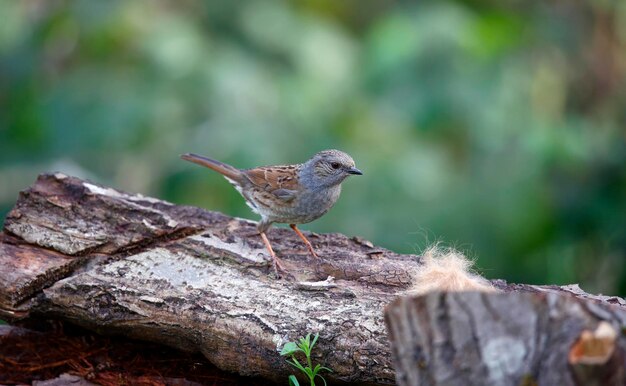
[181,150,362,274]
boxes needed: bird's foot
[259,231,294,280]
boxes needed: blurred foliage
[1,0,624,294]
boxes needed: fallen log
[1,173,625,385]
[2,173,413,384]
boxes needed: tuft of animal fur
[405,246,498,295]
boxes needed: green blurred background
[1,1,624,294]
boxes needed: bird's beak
[347,167,363,175]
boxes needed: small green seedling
[280,333,332,386]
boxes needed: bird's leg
[259,231,286,274]
[290,224,319,258]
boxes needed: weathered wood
[3,172,218,255]
[385,292,626,386]
[2,173,416,384]
[0,234,82,312]
[2,173,625,385]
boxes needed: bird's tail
[180,153,243,182]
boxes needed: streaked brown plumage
[181,150,362,275]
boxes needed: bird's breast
[292,185,342,223]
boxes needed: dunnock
[181,150,362,274]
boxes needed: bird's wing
[243,165,300,201]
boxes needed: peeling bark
[1,173,625,385]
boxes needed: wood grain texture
[0,234,80,311]
[385,292,626,386]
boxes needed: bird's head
[302,149,362,188]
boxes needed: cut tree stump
[385,291,626,386]
[1,173,625,385]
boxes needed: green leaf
[281,342,302,356]
[282,333,333,386]
[311,333,319,349]
[288,357,307,374]
[300,333,311,348]
[297,339,307,352]
[288,374,300,386]
[311,363,321,377]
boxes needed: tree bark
[1,173,625,385]
[385,292,626,386]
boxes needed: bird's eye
[331,162,340,169]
